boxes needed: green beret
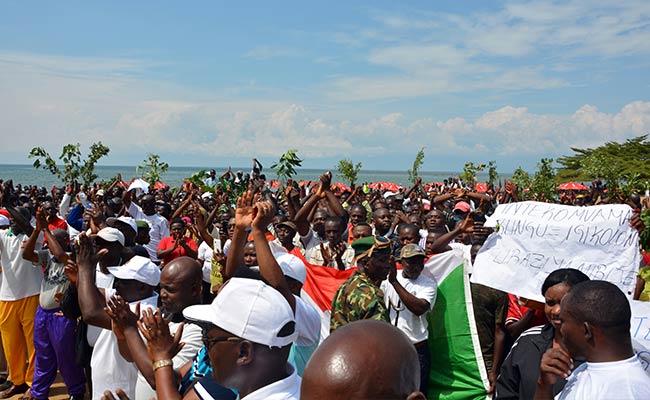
[135,220,150,230]
[351,235,391,257]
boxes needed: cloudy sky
[1,1,649,172]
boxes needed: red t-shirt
[505,293,547,328]
[157,236,198,265]
[48,217,68,231]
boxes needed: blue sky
[1,0,649,172]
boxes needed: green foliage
[459,162,486,187]
[640,209,650,252]
[271,149,303,184]
[29,142,110,187]
[510,166,532,199]
[531,158,557,201]
[188,169,209,188]
[407,147,425,184]
[557,135,650,194]
[487,160,498,186]
[336,159,362,186]
[136,154,169,184]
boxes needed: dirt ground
[6,374,89,400]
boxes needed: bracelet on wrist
[152,359,173,372]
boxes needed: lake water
[0,164,507,188]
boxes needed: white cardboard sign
[471,201,640,302]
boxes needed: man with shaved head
[536,280,650,399]
[123,191,169,264]
[105,256,203,399]
[301,320,426,400]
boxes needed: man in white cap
[183,277,300,399]
[122,192,169,265]
[75,232,160,400]
[276,253,320,376]
[0,200,42,398]
[106,216,137,247]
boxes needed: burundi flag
[299,248,489,399]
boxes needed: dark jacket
[495,324,573,400]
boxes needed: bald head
[301,320,425,400]
[162,256,202,285]
[160,257,202,316]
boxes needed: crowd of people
[0,159,648,400]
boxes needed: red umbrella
[154,182,168,190]
[369,182,403,192]
[556,182,588,191]
[332,182,351,192]
[475,183,488,193]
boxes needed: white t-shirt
[127,203,169,263]
[557,355,650,400]
[197,241,214,283]
[241,363,301,400]
[91,291,159,400]
[308,242,355,269]
[381,272,437,343]
[135,321,203,400]
[300,228,325,262]
[36,250,70,310]
[295,296,320,346]
[0,229,43,300]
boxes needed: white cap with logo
[276,254,306,284]
[107,216,137,235]
[107,255,161,286]
[183,278,297,348]
[97,227,125,247]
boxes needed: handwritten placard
[631,300,650,367]
[471,202,640,302]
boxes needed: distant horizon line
[0,163,511,175]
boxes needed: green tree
[407,147,425,184]
[557,135,650,193]
[510,166,532,199]
[459,162,486,187]
[531,158,557,201]
[271,149,303,184]
[487,160,498,186]
[29,142,110,186]
[136,153,169,184]
[336,159,362,186]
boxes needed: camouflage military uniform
[330,271,389,331]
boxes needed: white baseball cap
[107,216,137,235]
[97,227,125,246]
[183,278,297,348]
[276,254,306,284]
[107,255,160,286]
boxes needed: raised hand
[74,232,106,271]
[105,295,140,332]
[235,189,255,230]
[138,308,184,363]
[64,259,79,285]
[251,200,276,232]
[320,242,332,266]
[35,206,47,232]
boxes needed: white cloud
[1,51,649,170]
[322,1,650,101]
